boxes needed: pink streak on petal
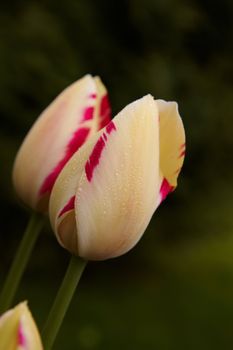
[100,95,110,116]
[89,93,97,99]
[81,106,94,122]
[179,150,186,158]
[85,121,116,182]
[106,121,116,134]
[85,136,106,182]
[58,195,75,218]
[18,322,26,347]
[160,178,174,203]
[99,94,111,130]
[39,127,90,196]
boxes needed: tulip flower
[49,95,185,260]
[0,302,43,350]
[13,75,111,212]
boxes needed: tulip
[0,302,43,350]
[49,95,185,260]
[13,75,111,212]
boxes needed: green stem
[0,212,44,313]
[42,255,87,350]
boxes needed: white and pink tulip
[49,95,185,260]
[0,302,43,350]
[13,75,111,211]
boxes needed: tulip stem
[42,255,87,350]
[0,212,44,313]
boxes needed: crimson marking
[82,106,94,122]
[106,121,116,134]
[18,322,26,347]
[85,136,106,182]
[39,127,90,196]
[160,178,174,203]
[85,122,116,182]
[99,94,111,130]
[89,93,97,99]
[58,196,75,218]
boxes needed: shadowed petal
[157,99,185,203]
[13,75,110,212]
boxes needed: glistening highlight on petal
[157,99,185,192]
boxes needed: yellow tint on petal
[157,99,185,187]
[0,307,18,350]
[0,302,43,350]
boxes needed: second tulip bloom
[13,75,111,211]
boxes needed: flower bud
[13,75,111,212]
[0,302,43,350]
[49,95,185,260]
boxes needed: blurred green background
[1,0,233,349]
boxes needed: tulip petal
[50,95,161,260]
[77,96,161,260]
[13,75,111,211]
[94,77,112,130]
[49,130,102,253]
[156,100,185,202]
[0,302,43,350]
